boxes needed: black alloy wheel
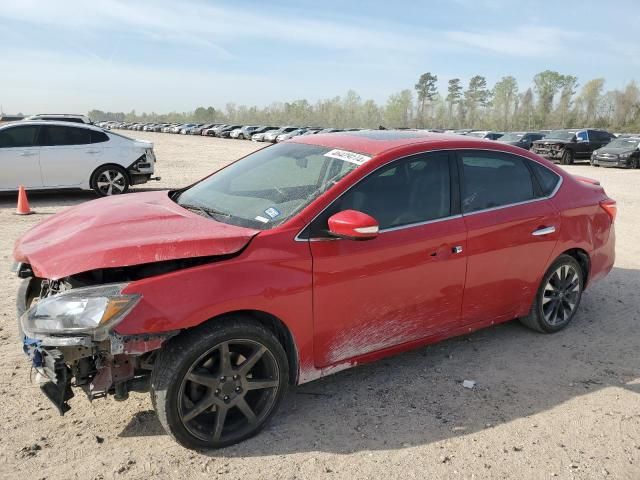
[151,318,288,450]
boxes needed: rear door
[458,150,561,325]
[39,125,102,187]
[0,125,43,189]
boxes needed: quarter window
[90,131,109,143]
[529,161,561,196]
[460,152,535,213]
[0,126,40,148]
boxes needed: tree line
[89,71,640,132]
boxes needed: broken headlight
[20,283,141,341]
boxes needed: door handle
[86,149,100,154]
[532,226,556,236]
[19,152,37,157]
[452,245,463,254]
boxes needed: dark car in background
[531,129,615,165]
[591,136,640,168]
[217,125,243,138]
[498,131,546,150]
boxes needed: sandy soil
[0,132,638,480]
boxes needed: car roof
[291,129,511,156]
[2,120,104,132]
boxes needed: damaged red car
[14,130,616,450]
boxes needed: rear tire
[519,254,584,333]
[90,165,129,197]
[560,149,574,165]
[151,317,289,450]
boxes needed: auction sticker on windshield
[324,149,371,165]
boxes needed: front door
[0,124,42,189]
[39,125,102,187]
[309,151,468,367]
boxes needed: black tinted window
[460,152,534,213]
[529,161,561,196]
[0,126,40,148]
[590,130,613,143]
[311,152,451,234]
[44,126,91,146]
[91,131,109,143]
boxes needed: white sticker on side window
[323,149,371,165]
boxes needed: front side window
[576,131,588,142]
[0,125,40,148]
[460,152,535,213]
[309,151,452,236]
[176,143,361,229]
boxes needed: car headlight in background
[21,283,141,341]
[619,152,630,159]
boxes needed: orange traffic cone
[15,185,33,215]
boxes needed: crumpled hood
[14,191,259,279]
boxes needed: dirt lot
[1,132,638,480]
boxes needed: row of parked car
[97,121,363,143]
[94,120,640,169]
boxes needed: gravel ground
[0,132,638,480]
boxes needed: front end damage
[531,141,567,160]
[16,271,175,415]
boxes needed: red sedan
[14,130,616,450]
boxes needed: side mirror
[328,210,379,240]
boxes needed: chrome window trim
[294,147,563,242]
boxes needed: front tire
[560,149,574,165]
[520,255,584,333]
[151,317,289,450]
[91,165,129,197]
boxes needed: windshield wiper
[179,203,231,219]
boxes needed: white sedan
[0,121,158,196]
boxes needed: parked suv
[531,129,615,165]
[24,114,92,125]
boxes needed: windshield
[546,130,576,141]
[176,143,364,229]
[499,132,524,141]
[606,138,640,149]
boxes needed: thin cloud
[445,26,581,57]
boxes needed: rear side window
[0,126,40,148]
[91,131,109,143]
[529,161,561,196]
[43,126,91,146]
[460,152,534,213]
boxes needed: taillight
[599,199,617,223]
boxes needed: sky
[1,0,639,115]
